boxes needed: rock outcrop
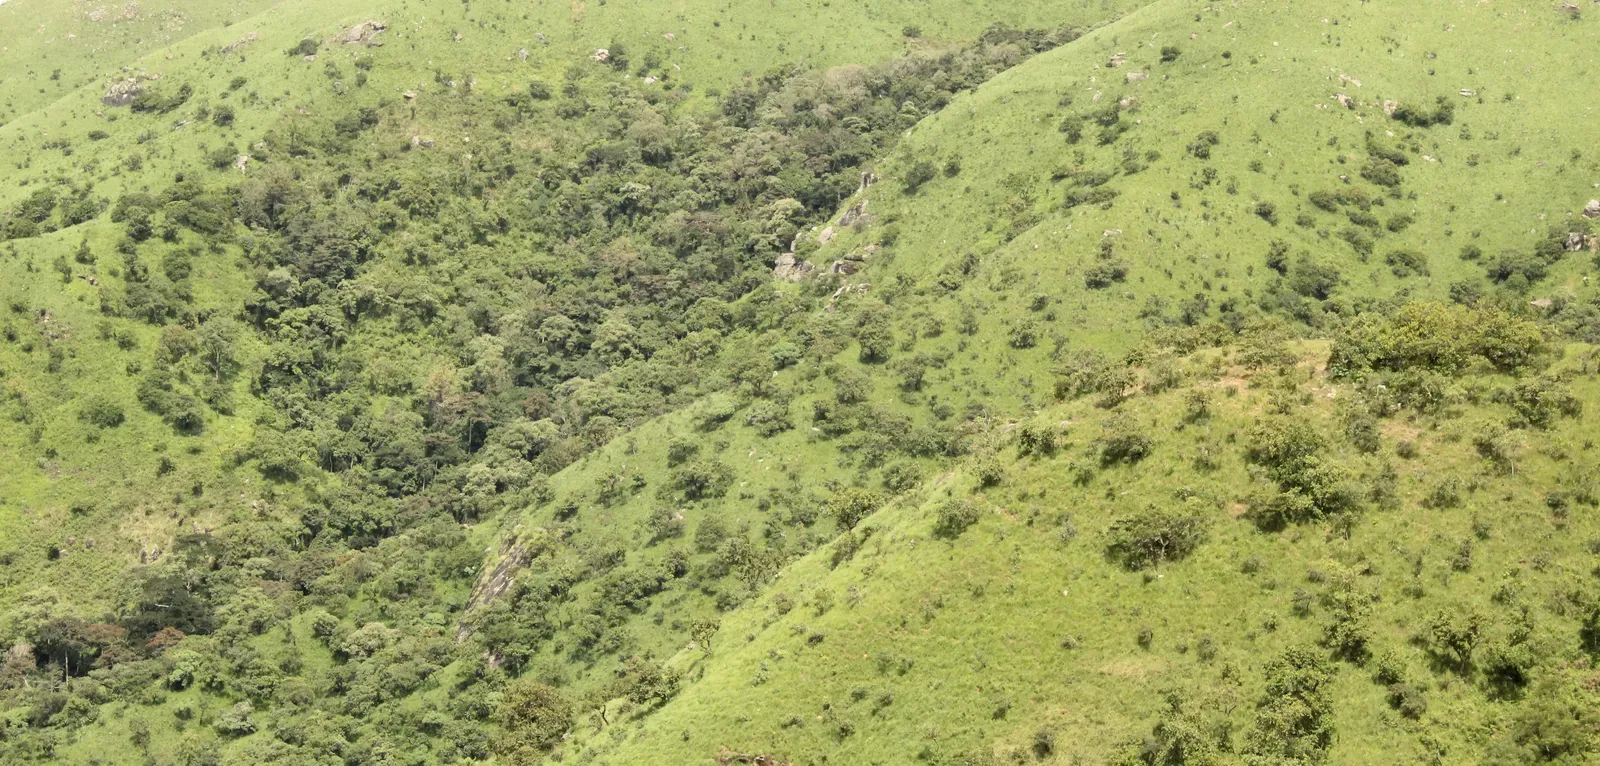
[773,253,814,282]
[341,21,388,46]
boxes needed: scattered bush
[932,499,980,539]
[1107,504,1207,569]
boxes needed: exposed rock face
[342,20,387,46]
[1106,53,1126,68]
[772,253,814,282]
[1382,99,1399,116]
[1125,71,1148,83]
[1567,231,1587,251]
[222,32,258,54]
[818,226,836,245]
[839,198,870,227]
[102,78,141,107]
[1584,199,1600,220]
[455,535,535,641]
[1333,93,1353,109]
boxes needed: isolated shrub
[1338,227,1375,256]
[1245,647,1336,760]
[1098,415,1152,465]
[1391,96,1455,128]
[79,397,125,429]
[932,499,980,539]
[696,396,739,430]
[206,146,237,169]
[665,438,699,467]
[1254,201,1279,225]
[1495,377,1582,430]
[1017,422,1058,456]
[1007,319,1039,349]
[1107,504,1207,569]
[1065,185,1121,210]
[214,702,256,736]
[1385,248,1429,278]
[1426,608,1483,673]
[287,39,320,57]
[744,401,793,437]
[1287,255,1342,299]
[1083,259,1129,288]
[672,459,733,499]
[1361,158,1403,187]
[1187,130,1220,159]
[903,161,937,194]
[828,488,885,530]
[1386,683,1427,719]
[1058,116,1084,144]
[130,82,193,114]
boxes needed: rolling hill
[1,0,1599,764]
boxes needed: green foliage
[129,82,193,114]
[493,680,573,755]
[1098,414,1152,465]
[1390,96,1456,128]
[932,499,980,539]
[77,397,125,429]
[1245,646,1336,762]
[1329,302,1547,377]
[829,488,885,530]
[903,161,938,194]
[1106,503,1207,569]
[672,459,734,500]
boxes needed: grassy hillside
[3,0,1600,763]
[591,332,1600,764]
[0,0,1147,617]
[804,0,1600,392]
[0,0,292,124]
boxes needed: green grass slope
[809,0,1600,387]
[594,334,1600,765]
[4,0,1600,763]
[0,0,1148,619]
[0,0,292,124]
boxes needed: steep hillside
[0,0,292,124]
[0,0,1146,618]
[808,0,1600,381]
[593,328,1600,764]
[2,0,1600,764]
[0,0,1154,763]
